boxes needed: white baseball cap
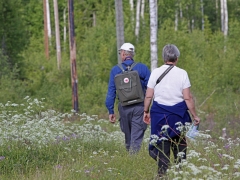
[119,43,135,52]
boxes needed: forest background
[0,0,240,137]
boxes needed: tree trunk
[93,11,96,27]
[200,0,204,30]
[149,0,158,71]
[141,0,145,19]
[63,7,67,51]
[216,0,218,28]
[129,0,134,27]
[115,0,125,64]
[53,0,61,69]
[223,0,228,36]
[46,0,51,39]
[175,5,178,31]
[155,0,158,30]
[191,4,194,31]
[43,0,49,59]
[220,0,224,32]
[179,0,183,18]
[135,0,141,38]
[69,0,79,112]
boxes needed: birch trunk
[115,0,125,64]
[53,0,61,69]
[216,0,218,28]
[46,0,51,39]
[135,0,141,38]
[93,11,96,27]
[220,0,224,32]
[141,0,145,19]
[223,0,228,36]
[175,8,178,31]
[43,0,49,59]
[200,0,204,30]
[179,0,183,18]
[129,0,134,27]
[149,0,158,71]
[155,0,158,30]
[63,8,66,51]
[191,4,194,31]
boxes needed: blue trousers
[118,102,147,153]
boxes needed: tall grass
[0,97,240,179]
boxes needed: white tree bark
[129,0,134,26]
[46,0,51,40]
[191,4,194,30]
[53,0,61,69]
[135,0,141,38]
[149,0,158,71]
[63,8,66,51]
[223,0,228,36]
[141,0,145,19]
[179,1,183,18]
[220,0,224,32]
[175,9,178,31]
[93,11,96,27]
[155,0,158,30]
[216,0,218,26]
[115,0,125,64]
[200,0,204,30]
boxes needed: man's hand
[143,112,151,125]
[109,114,116,123]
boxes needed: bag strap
[117,62,138,72]
[156,65,174,85]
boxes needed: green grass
[0,97,240,180]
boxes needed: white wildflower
[177,152,185,158]
[159,137,168,141]
[161,125,169,131]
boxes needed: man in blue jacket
[105,43,150,153]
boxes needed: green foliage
[0,0,28,65]
[0,0,239,126]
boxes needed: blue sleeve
[137,63,151,92]
[105,68,117,114]
[142,65,151,89]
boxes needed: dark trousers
[150,136,187,175]
[118,102,147,153]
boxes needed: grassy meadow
[0,97,240,180]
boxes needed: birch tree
[63,7,66,51]
[129,0,134,26]
[175,2,178,31]
[220,0,228,36]
[115,0,125,64]
[149,0,158,71]
[141,0,145,19]
[200,0,204,30]
[220,0,224,32]
[46,0,51,39]
[53,0,61,69]
[179,1,183,18]
[135,0,141,38]
[43,0,49,59]
[223,0,228,36]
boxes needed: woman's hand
[143,112,151,125]
[193,116,200,125]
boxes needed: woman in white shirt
[143,44,200,176]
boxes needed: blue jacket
[149,101,192,150]
[105,59,150,114]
